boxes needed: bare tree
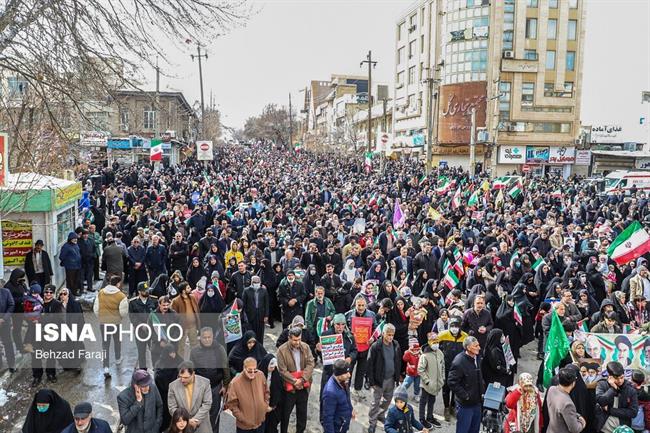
[243,104,291,147]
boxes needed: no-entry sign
[196,140,214,161]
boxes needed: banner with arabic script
[575,331,650,374]
[2,220,32,266]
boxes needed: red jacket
[503,388,543,433]
[403,350,420,377]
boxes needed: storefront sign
[498,146,525,164]
[2,220,32,266]
[591,125,623,144]
[548,146,576,164]
[320,334,345,366]
[80,131,108,147]
[0,133,7,188]
[438,82,487,144]
[54,182,82,209]
[526,146,549,163]
[575,150,592,166]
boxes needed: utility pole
[288,92,293,150]
[360,50,377,153]
[191,45,208,138]
[469,107,476,177]
[423,68,439,175]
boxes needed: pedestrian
[384,386,429,433]
[448,336,485,433]
[0,281,15,373]
[128,281,158,369]
[22,389,74,433]
[242,275,270,346]
[304,285,336,340]
[146,235,168,283]
[402,340,422,402]
[128,237,148,297]
[93,274,128,378]
[276,326,315,433]
[61,402,112,433]
[228,330,268,374]
[504,373,543,433]
[321,359,354,433]
[225,356,270,433]
[101,235,126,288]
[34,284,64,384]
[438,316,466,421]
[595,361,639,433]
[460,295,493,353]
[259,354,283,433]
[59,232,82,295]
[345,295,377,399]
[4,268,27,353]
[278,270,306,327]
[78,229,97,292]
[117,369,164,433]
[367,323,401,433]
[481,328,513,387]
[170,281,200,359]
[417,332,445,428]
[546,367,586,433]
[24,239,53,288]
[155,345,182,433]
[318,313,358,400]
[168,361,213,433]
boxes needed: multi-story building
[393,0,586,177]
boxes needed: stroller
[481,382,508,433]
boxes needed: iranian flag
[508,181,523,198]
[418,174,427,186]
[513,303,523,326]
[436,177,453,194]
[451,188,461,209]
[443,269,460,289]
[551,190,562,198]
[150,138,163,162]
[453,259,465,277]
[493,177,509,189]
[443,258,451,275]
[364,152,373,172]
[372,320,386,340]
[316,317,329,337]
[453,247,462,262]
[531,257,547,271]
[607,221,650,265]
[467,189,480,207]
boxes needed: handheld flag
[443,269,460,289]
[150,138,163,162]
[508,181,523,199]
[531,258,547,272]
[372,320,386,340]
[607,221,650,265]
[543,310,570,387]
[316,317,329,337]
[513,304,523,326]
[451,188,461,209]
[576,319,589,333]
[495,189,504,208]
[229,300,240,315]
[393,199,406,228]
[427,206,442,221]
[467,189,480,207]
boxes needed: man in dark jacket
[128,282,157,369]
[0,284,15,371]
[242,275,270,346]
[413,242,438,283]
[78,230,97,292]
[145,235,167,283]
[321,263,343,300]
[190,327,231,433]
[127,238,147,297]
[228,261,252,300]
[4,268,26,354]
[61,402,112,433]
[24,240,53,288]
[460,295,493,353]
[278,270,307,327]
[318,313,358,399]
[448,336,485,433]
[117,369,163,433]
[321,359,354,433]
[366,323,401,433]
[595,361,639,433]
[60,232,82,295]
[169,232,189,276]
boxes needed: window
[120,109,129,131]
[563,82,574,97]
[524,50,538,60]
[397,71,405,85]
[408,66,416,84]
[568,20,577,40]
[503,30,514,50]
[407,94,416,109]
[527,0,538,7]
[86,111,109,131]
[409,40,416,58]
[544,83,555,97]
[522,83,535,106]
[546,50,556,70]
[544,82,573,97]
[7,77,27,98]
[499,81,511,121]
[526,18,538,39]
[144,109,156,129]
[410,14,417,27]
[549,0,558,7]
[420,62,425,80]
[547,19,557,39]
[398,47,405,65]
[566,51,576,71]
[398,22,405,40]
[421,7,425,26]
[57,208,75,247]
[421,35,425,53]
[569,0,578,8]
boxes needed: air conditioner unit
[503,51,514,59]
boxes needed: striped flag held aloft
[531,257,547,272]
[443,269,460,289]
[513,303,523,326]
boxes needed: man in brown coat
[226,357,270,433]
[276,327,315,433]
[171,281,200,359]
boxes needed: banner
[320,334,345,366]
[575,331,650,374]
[351,316,374,352]
[2,220,32,266]
[0,132,8,187]
[503,335,516,366]
[222,314,242,343]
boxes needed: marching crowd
[1,142,650,433]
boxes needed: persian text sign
[438,82,487,144]
[54,182,82,209]
[2,220,32,266]
[351,316,373,352]
[0,133,8,188]
[321,334,345,366]
[548,146,575,164]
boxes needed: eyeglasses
[61,292,69,296]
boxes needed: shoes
[47,375,57,383]
[104,367,111,379]
[450,406,457,417]
[31,377,41,387]
[368,427,376,433]
[116,357,123,365]
[429,418,442,428]
[413,393,420,403]
[443,407,450,421]
[420,420,433,429]
[8,368,16,374]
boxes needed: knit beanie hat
[393,386,408,403]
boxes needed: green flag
[543,310,570,387]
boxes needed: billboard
[591,125,623,144]
[438,82,487,144]
[196,140,214,161]
[526,146,549,163]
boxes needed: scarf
[517,389,538,433]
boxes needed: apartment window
[421,7,425,26]
[524,50,538,60]
[547,19,557,39]
[522,83,535,106]
[398,47,405,65]
[503,30,514,50]
[549,0,558,7]
[526,18,538,39]
[546,50,556,70]
[499,81,511,121]
[544,83,555,97]
[407,94,416,109]
[569,0,578,8]
[120,109,129,131]
[144,109,156,129]
[397,71,405,85]
[421,35,425,53]
[566,51,576,71]
[527,0,538,7]
[398,22,405,40]
[564,82,574,97]
[410,14,417,27]
[409,41,416,58]
[408,66,416,85]
[568,20,577,40]
[7,77,27,98]
[420,62,425,80]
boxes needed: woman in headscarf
[410,269,428,298]
[365,261,386,284]
[481,328,514,387]
[302,264,321,299]
[576,289,599,327]
[543,279,563,300]
[57,287,85,371]
[534,263,554,297]
[495,295,524,360]
[185,256,206,289]
[387,296,410,366]
[21,389,73,433]
[203,254,224,281]
[378,279,398,304]
[166,272,182,299]
[504,373,543,433]
[228,330,268,374]
[199,284,225,332]
[259,354,283,433]
[340,259,359,283]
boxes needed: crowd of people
[2,142,650,433]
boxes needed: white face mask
[500,337,506,344]
[450,326,460,335]
[310,270,316,276]
[430,343,440,350]
[252,283,261,289]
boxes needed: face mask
[288,278,295,283]
[252,283,261,289]
[37,405,49,413]
[450,326,460,335]
[310,270,316,276]
[430,343,440,350]
[207,290,215,298]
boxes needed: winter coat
[403,349,421,377]
[59,241,82,270]
[0,287,15,322]
[60,418,113,433]
[24,250,53,283]
[321,375,354,433]
[117,382,163,433]
[594,378,638,432]
[304,296,336,332]
[418,345,445,395]
[384,403,424,433]
[504,387,543,433]
[367,338,401,387]
[438,329,467,375]
[448,351,485,407]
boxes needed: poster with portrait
[575,331,650,374]
[222,314,243,343]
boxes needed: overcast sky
[148,0,649,141]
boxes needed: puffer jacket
[418,344,445,396]
[384,403,424,433]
